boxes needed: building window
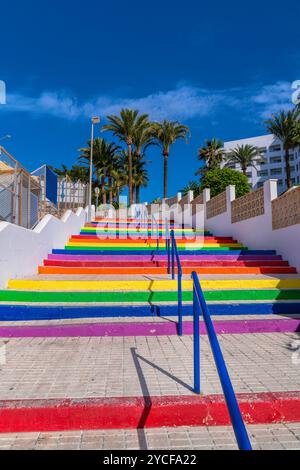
[269,144,281,152]
[270,156,282,164]
[270,168,282,175]
[257,170,268,177]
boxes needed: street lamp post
[87,117,100,222]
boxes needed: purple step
[0,319,298,338]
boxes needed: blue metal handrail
[165,218,171,274]
[152,214,159,253]
[136,205,149,239]
[191,271,252,451]
[171,230,183,336]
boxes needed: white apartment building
[223,134,300,193]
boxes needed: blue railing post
[165,218,171,275]
[178,268,183,336]
[167,239,170,274]
[193,285,200,393]
[171,229,183,336]
[152,214,159,254]
[191,271,252,451]
[171,230,175,280]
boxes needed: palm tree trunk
[285,147,292,189]
[133,184,136,204]
[128,144,133,205]
[163,153,168,199]
[136,185,140,203]
[116,186,120,203]
[108,177,113,205]
[101,176,107,205]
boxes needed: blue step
[0,303,299,321]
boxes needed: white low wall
[204,180,300,272]
[0,208,88,288]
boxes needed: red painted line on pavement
[0,391,299,432]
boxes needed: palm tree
[78,138,120,205]
[133,126,155,159]
[102,109,150,205]
[225,144,261,175]
[132,155,149,203]
[181,180,201,197]
[152,120,190,198]
[110,167,127,203]
[196,139,224,175]
[49,164,89,183]
[265,109,300,189]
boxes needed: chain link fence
[0,146,40,228]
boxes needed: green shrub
[199,168,251,198]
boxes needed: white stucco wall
[0,207,88,288]
[203,180,300,272]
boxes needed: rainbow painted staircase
[0,217,300,438]
[1,217,300,320]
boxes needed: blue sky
[0,0,299,201]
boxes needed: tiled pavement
[0,332,299,399]
[0,423,299,450]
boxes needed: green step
[1,289,300,303]
[65,246,246,251]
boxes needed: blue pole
[167,239,171,274]
[171,231,175,280]
[192,272,252,450]
[178,271,183,336]
[193,285,200,394]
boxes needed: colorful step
[38,266,297,275]
[0,303,299,321]
[7,278,300,291]
[2,289,300,303]
[0,391,299,432]
[0,318,298,338]
[43,259,290,267]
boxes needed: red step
[44,259,290,268]
[0,392,299,432]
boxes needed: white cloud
[2,80,297,122]
[250,81,294,118]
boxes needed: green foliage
[196,138,224,174]
[199,168,251,198]
[225,144,262,174]
[151,197,162,204]
[49,164,89,183]
[151,119,190,198]
[265,108,300,188]
[152,120,190,156]
[181,180,201,197]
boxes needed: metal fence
[0,146,40,228]
[57,177,88,212]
